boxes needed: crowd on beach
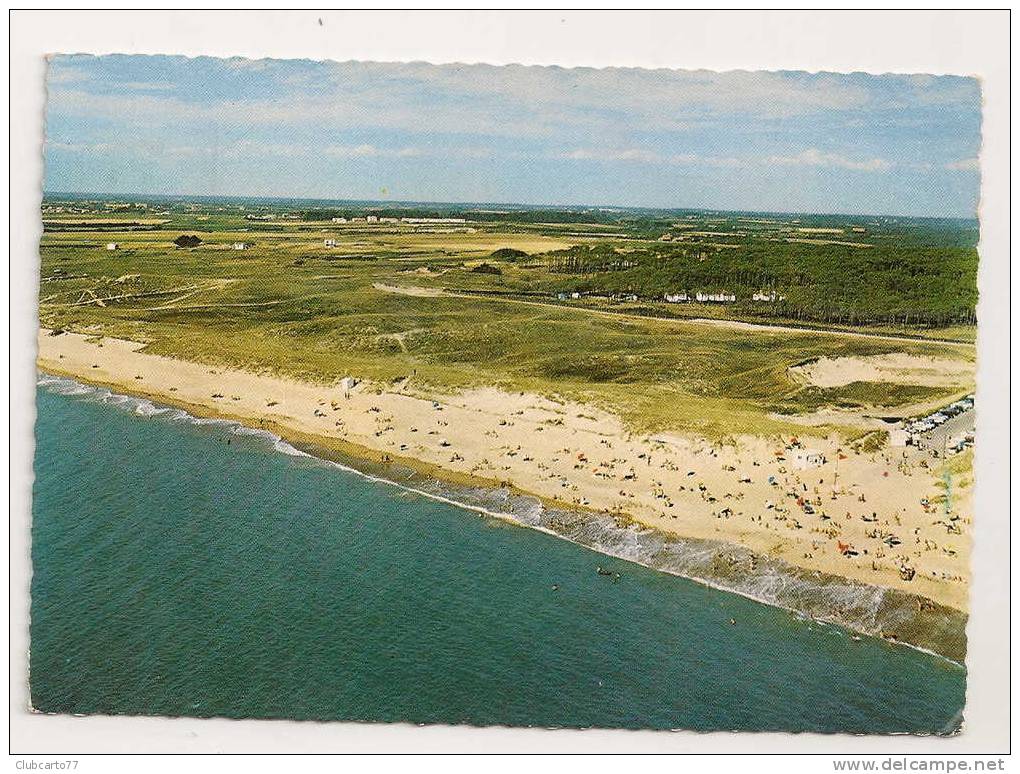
[37,330,973,611]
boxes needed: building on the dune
[793,449,826,469]
[233,242,252,251]
[752,290,786,302]
[105,242,119,251]
[324,239,338,248]
[695,291,736,303]
[664,292,690,303]
[888,427,911,447]
[331,217,347,223]
[339,376,359,398]
[401,217,467,224]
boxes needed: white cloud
[46,140,115,153]
[120,81,176,91]
[563,148,744,168]
[45,63,88,85]
[564,148,660,163]
[562,146,896,173]
[46,136,450,163]
[945,157,980,171]
[765,148,892,172]
[324,144,422,159]
[44,57,982,157]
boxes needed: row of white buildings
[330,216,467,225]
[663,291,780,304]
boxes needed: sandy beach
[36,329,973,612]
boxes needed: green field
[38,196,977,438]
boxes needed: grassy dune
[38,208,976,438]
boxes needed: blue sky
[44,54,982,217]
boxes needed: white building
[331,217,348,223]
[324,239,338,248]
[233,242,251,251]
[695,291,736,303]
[889,427,911,447]
[752,291,786,302]
[664,292,689,303]
[793,449,825,469]
[401,217,467,224]
[366,215,379,223]
[105,243,119,251]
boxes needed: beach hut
[793,449,825,470]
[888,427,911,447]
[105,242,119,251]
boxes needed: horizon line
[40,189,979,223]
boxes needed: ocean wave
[36,371,966,664]
[273,438,313,458]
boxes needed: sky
[44,54,982,217]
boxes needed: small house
[793,449,825,470]
[105,242,119,251]
[324,239,338,248]
[888,427,911,447]
[695,291,737,303]
[233,242,251,251]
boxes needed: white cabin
[695,291,736,303]
[793,449,825,469]
[105,243,119,251]
[888,427,911,447]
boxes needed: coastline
[36,347,970,662]
[35,330,972,610]
[32,373,969,732]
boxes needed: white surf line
[36,371,965,668]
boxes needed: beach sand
[36,329,973,612]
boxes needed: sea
[30,375,966,733]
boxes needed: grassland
[38,196,976,438]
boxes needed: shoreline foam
[36,372,968,664]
